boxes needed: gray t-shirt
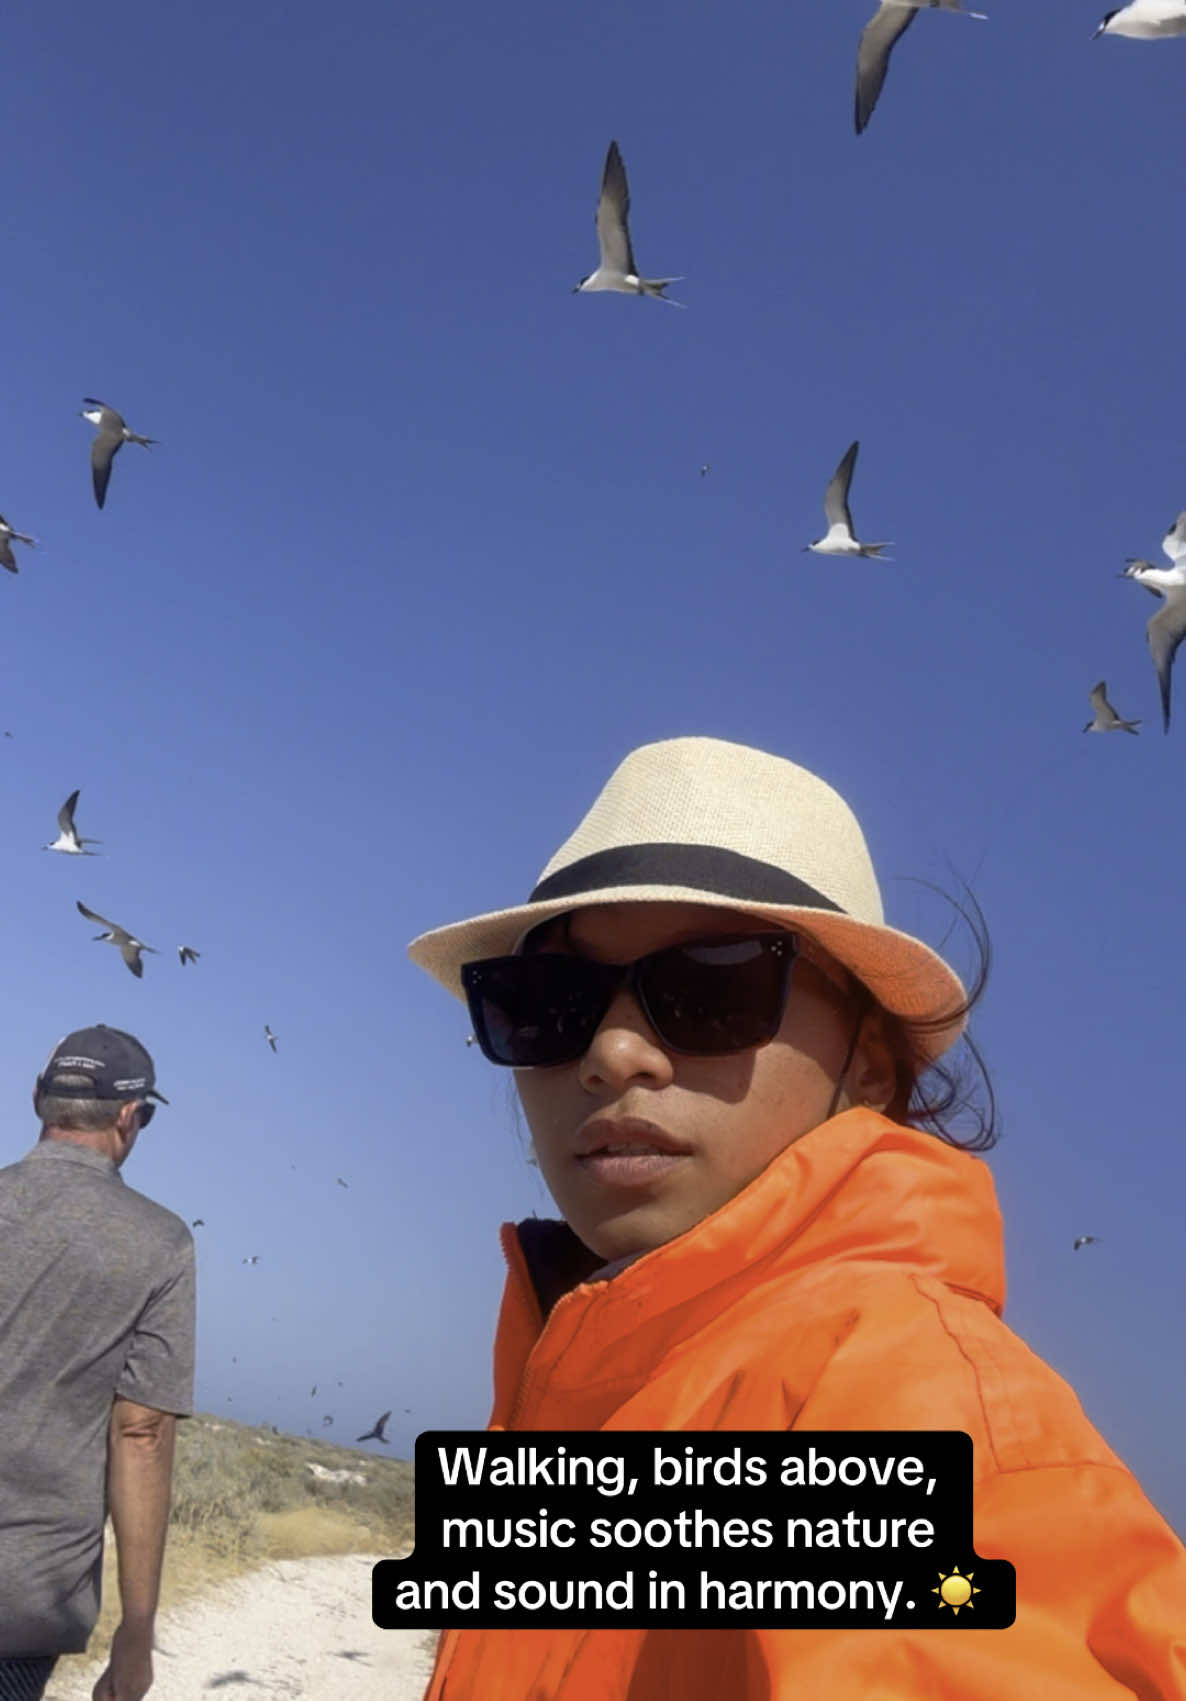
[0,1140,195,1656]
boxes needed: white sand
[45,1554,438,1701]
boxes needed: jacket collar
[503,1107,1004,1329]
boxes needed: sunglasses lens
[138,1102,155,1127]
[463,956,617,1067]
[463,935,794,1066]
[641,936,792,1054]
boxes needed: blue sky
[0,0,1183,1541]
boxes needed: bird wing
[120,941,145,977]
[376,1409,392,1434]
[90,433,123,510]
[1125,560,1165,599]
[76,899,125,935]
[0,536,16,574]
[83,398,124,430]
[1162,511,1186,564]
[1087,681,1110,716]
[824,441,860,530]
[596,140,637,277]
[1147,588,1186,731]
[855,3,919,135]
[59,790,81,836]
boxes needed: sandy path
[46,1554,438,1701]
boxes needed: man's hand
[90,1621,154,1701]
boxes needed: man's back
[0,1141,194,1656]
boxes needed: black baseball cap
[36,1026,168,1104]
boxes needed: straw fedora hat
[407,737,967,1063]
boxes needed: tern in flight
[76,900,157,976]
[178,945,200,965]
[574,141,683,305]
[0,514,35,575]
[1073,1236,1102,1251]
[356,1410,391,1444]
[265,1025,278,1052]
[1082,681,1140,734]
[855,1,988,135]
[80,399,156,510]
[44,791,101,854]
[804,441,892,559]
[1094,0,1186,37]
[1121,511,1186,731]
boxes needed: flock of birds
[39,785,281,1043]
[23,0,1160,1435]
[577,113,1186,736]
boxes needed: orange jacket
[421,1108,1186,1699]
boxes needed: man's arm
[91,1397,177,1701]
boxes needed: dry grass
[53,1412,414,1687]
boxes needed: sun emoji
[933,1566,981,1615]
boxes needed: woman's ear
[847,1007,896,1112]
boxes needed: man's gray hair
[36,1072,123,1133]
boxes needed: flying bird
[699,463,711,478]
[44,791,101,854]
[804,441,892,559]
[1083,681,1140,735]
[242,1255,260,1265]
[0,514,35,575]
[80,399,156,510]
[574,140,683,305]
[76,900,157,977]
[356,1410,391,1444]
[1073,1235,1101,1250]
[322,1415,334,1427]
[336,1177,349,1189]
[191,1219,205,1228]
[178,945,200,965]
[855,0,988,135]
[1094,0,1186,37]
[1120,513,1186,731]
[311,1384,317,1397]
[265,1025,278,1052]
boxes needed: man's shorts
[0,1657,58,1701]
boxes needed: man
[0,1027,195,1701]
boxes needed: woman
[407,735,1186,1699]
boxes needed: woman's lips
[574,1118,693,1186]
[576,1149,690,1186]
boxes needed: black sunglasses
[462,932,799,1068]
[136,1101,156,1127]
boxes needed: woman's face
[514,902,894,1261]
